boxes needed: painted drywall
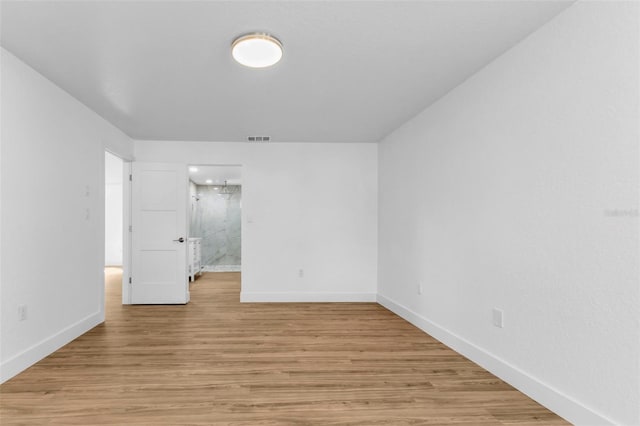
[105,151,123,266]
[378,2,639,425]
[0,48,133,382]
[135,140,378,302]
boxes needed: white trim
[241,292,377,303]
[376,293,615,426]
[202,265,241,272]
[121,160,132,304]
[0,311,103,383]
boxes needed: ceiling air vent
[247,136,271,142]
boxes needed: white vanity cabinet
[188,237,202,281]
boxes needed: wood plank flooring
[0,270,568,425]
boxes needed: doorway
[187,165,242,287]
[104,151,125,311]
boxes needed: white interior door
[131,162,189,304]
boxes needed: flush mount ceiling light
[231,33,283,68]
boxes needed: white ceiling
[0,1,573,143]
[189,165,241,186]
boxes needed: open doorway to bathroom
[104,151,125,315]
[187,165,242,293]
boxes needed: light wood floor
[0,270,568,425]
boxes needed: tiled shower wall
[189,182,241,271]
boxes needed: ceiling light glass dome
[231,33,283,68]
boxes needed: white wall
[0,48,133,382]
[378,2,639,425]
[105,151,123,266]
[135,140,378,302]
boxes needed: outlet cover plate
[492,308,504,328]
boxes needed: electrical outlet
[492,308,504,328]
[18,304,27,321]
[418,281,423,295]
[298,269,304,278]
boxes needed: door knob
[173,237,185,243]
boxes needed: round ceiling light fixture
[231,33,283,68]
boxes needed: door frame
[187,163,243,283]
[122,160,132,304]
[122,162,243,304]
[103,149,132,306]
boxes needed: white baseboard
[0,311,103,383]
[202,265,241,272]
[376,294,615,426]
[241,292,377,303]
